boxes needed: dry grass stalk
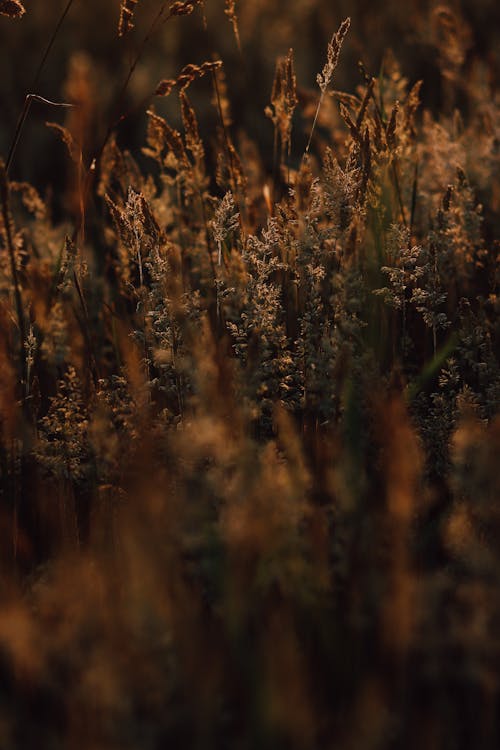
[0,6,499,748]
[266,48,298,180]
[0,160,27,395]
[306,17,351,154]
[224,0,241,52]
[155,60,222,97]
[45,122,81,164]
[212,191,239,265]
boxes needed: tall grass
[0,2,499,748]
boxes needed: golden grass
[0,2,498,748]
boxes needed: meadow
[0,1,499,748]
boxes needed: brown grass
[0,2,498,748]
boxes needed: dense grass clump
[0,2,499,748]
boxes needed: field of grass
[0,1,499,748]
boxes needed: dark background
[1,0,499,191]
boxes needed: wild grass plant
[0,1,499,748]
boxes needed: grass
[0,2,499,748]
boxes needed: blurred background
[0,5,499,749]
[1,0,498,194]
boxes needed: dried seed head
[24,326,37,369]
[212,191,240,264]
[266,49,298,159]
[306,17,350,154]
[180,92,204,162]
[339,102,361,142]
[224,0,241,52]
[386,101,399,149]
[155,60,222,97]
[46,122,81,163]
[443,185,453,211]
[360,127,372,198]
[145,110,189,168]
[355,77,375,130]
[154,79,176,98]
[118,0,139,36]
[317,17,351,94]
[0,0,25,18]
[169,0,202,17]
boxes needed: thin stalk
[305,90,326,155]
[402,298,407,358]
[272,123,279,204]
[102,302,122,370]
[432,245,438,357]
[365,81,408,228]
[211,70,237,193]
[196,185,217,279]
[101,2,171,158]
[132,221,144,289]
[6,0,76,174]
[33,0,76,90]
[391,158,408,228]
[211,68,246,243]
[409,157,419,237]
[10,439,18,562]
[0,163,27,395]
[72,269,100,387]
[287,134,293,186]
